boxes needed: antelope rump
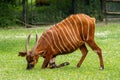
[19,14,104,70]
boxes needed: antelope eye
[30,59,34,62]
[27,59,34,63]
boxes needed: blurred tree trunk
[72,0,77,14]
[99,0,104,21]
[35,0,49,6]
[84,0,90,5]
[22,0,28,27]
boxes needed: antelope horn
[32,33,38,55]
[36,30,38,42]
[36,33,38,42]
[25,34,31,55]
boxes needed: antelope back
[41,14,95,54]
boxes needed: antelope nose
[26,63,34,70]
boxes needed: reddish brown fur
[19,14,104,70]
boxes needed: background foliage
[0,0,120,27]
[0,0,17,27]
[30,0,102,24]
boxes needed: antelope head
[18,34,39,70]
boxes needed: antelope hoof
[99,66,104,70]
[77,64,80,68]
[62,62,70,66]
[49,64,57,69]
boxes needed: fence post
[72,0,77,14]
[22,0,28,28]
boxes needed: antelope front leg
[49,57,57,69]
[49,57,70,68]
[77,44,88,68]
[42,55,52,69]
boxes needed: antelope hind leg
[77,44,88,68]
[87,40,104,70]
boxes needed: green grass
[0,23,120,80]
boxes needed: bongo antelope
[19,14,104,70]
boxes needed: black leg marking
[49,62,57,69]
[57,62,70,68]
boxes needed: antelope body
[19,14,104,70]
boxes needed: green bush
[77,0,102,21]
[0,2,17,27]
[0,0,119,27]
[29,0,103,24]
[28,0,72,24]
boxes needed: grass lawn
[0,23,120,80]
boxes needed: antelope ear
[18,52,27,57]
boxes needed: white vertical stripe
[60,22,76,50]
[62,20,77,49]
[82,15,90,40]
[54,24,66,52]
[49,30,63,53]
[66,18,80,45]
[57,25,74,48]
[41,34,55,52]
[70,16,80,40]
[54,26,67,52]
[76,15,85,40]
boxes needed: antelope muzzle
[26,63,34,70]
